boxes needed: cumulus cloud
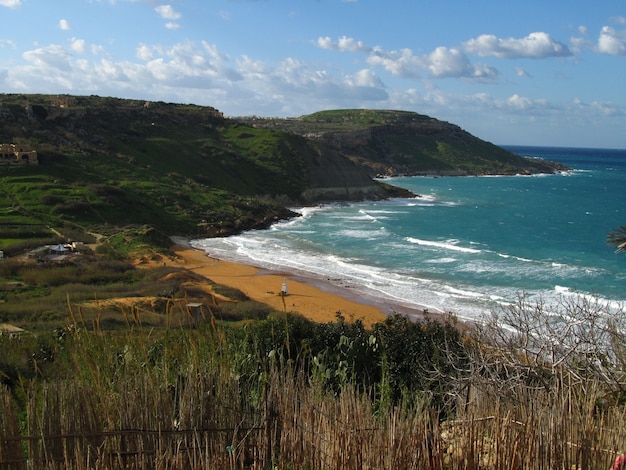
[345,69,383,88]
[70,39,86,53]
[155,4,181,29]
[23,45,72,72]
[155,4,181,20]
[463,32,572,58]
[0,0,20,8]
[316,36,371,53]
[507,94,533,109]
[367,47,422,78]
[597,25,626,55]
[367,45,497,81]
[319,36,497,81]
[426,46,497,79]
[59,19,71,30]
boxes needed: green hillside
[0,95,314,249]
[238,109,567,176]
[1,96,565,256]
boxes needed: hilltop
[0,95,565,252]
[237,109,566,177]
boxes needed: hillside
[0,95,564,251]
[237,109,567,176]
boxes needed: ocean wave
[406,237,481,253]
[337,229,387,239]
[425,257,457,264]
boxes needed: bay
[192,146,626,321]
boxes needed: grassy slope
[0,96,309,249]
[1,96,563,256]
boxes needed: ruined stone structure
[0,144,38,165]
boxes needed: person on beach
[281,278,288,296]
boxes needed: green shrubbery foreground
[1,297,625,469]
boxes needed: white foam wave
[338,229,386,239]
[425,257,457,264]
[406,237,481,253]
[192,233,625,323]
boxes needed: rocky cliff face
[297,143,413,202]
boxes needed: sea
[191,146,626,322]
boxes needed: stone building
[0,144,38,165]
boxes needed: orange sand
[161,245,388,328]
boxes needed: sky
[0,1,625,148]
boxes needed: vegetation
[1,94,621,468]
[1,94,566,257]
[0,94,309,245]
[236,109,569,177]
[0,299,625,468]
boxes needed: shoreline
[166,236,429,327]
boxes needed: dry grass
[1,321,625,470]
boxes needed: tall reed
[1,323,624,469]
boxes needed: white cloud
[155,4,181,20]
[345,69,383,88]
[316,36,370,53]
[70,39,86,53]
[569,24,592,52]
[589,101,621,116]
[237,55,271,76]
[463,32,572,58]
[59,19,71,31]
[515,67,531,78]
[367,47,422,78]
[507,94,533,110]
[569,36,591,53]
[165,22,180,30]
[503,94,549,112]
[573,98,623,117]
[136,43,154,61]
[320,36,497,81]
[22,45,72,72]
[0,39,17,49]
[597,25,626,55]
[367,45,497,80]
[426,46,498,79]
[0,0,20,8]
[427,47,471,77]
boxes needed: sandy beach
[158,240,390,328]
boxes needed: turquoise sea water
[192,146,626,321]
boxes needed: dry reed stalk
[4,324,626,469]
[0,387,25,465]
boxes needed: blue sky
[1,1,625,148]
